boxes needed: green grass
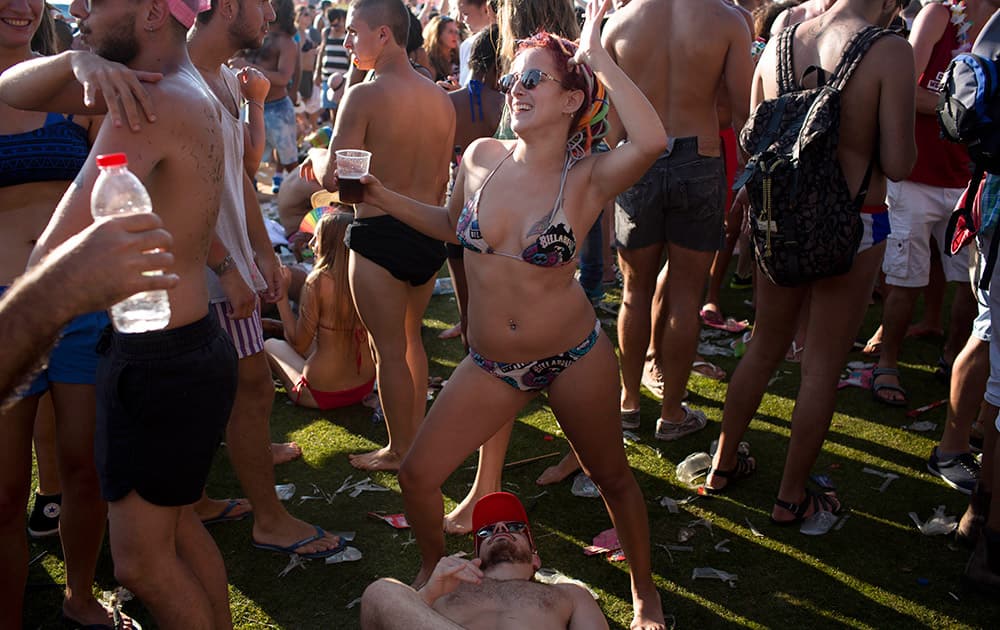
[24,281,1000,629]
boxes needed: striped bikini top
[0,112,89,188]
[456,149,576,267]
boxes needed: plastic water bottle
[91,152,171,333]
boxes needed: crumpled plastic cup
[676,452,712,484]
[572,473,601,498]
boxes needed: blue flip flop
[201,499,252,525]
[252,525,347,559]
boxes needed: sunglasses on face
[475,521,528,539]
[498,69,562,94]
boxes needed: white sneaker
[654,405,708,441]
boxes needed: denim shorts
[614,136,725,252]
[263,96,299,166]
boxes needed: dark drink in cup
[334,149,372,206]
[338,175,364,204]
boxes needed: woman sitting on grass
[340,1,667,626]
[264,211,375,409]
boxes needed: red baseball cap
[472,492,533,553]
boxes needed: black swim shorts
[95,315,238,507]
[345,214,447,286]
[615,136,725,252]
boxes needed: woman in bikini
[349,2,667,626]
[265,211,376,410]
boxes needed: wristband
[211,254,236,277]
[246,100,264,110]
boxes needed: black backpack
[734,24,889,287]
[939,11,1000,290]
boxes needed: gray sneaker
[621,409,641,430]
[927,447,980,495]
[655,405,708,441]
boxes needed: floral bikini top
[455,149,576,267]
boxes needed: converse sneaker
[655,405,708,441]
[927,447,980,495]
[27,492,61,539]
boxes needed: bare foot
[631,589,667,629]
[272,441,303,465]
[64,597,139,629]
[863,326,883,355]
[348,447,402,471]
[443,481,501,534]
[536,453,581,485]
[252,516,342,556]
[443,501,475,535]
[194,497,252,524]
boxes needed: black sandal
[697,452,756,496]
[770,489,842,526]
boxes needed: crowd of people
[2,0,1000,627]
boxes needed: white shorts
[882,180,969,288]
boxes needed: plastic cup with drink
[335,149,371,204]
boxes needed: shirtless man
[305,0,455,471]
[360,492,608,629]
[603,0,751,441]
[187,0,345,558]
[5,0,238,626]
[235,0,298,193]
[771,0,837,37]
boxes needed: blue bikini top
[0,112,89,188]
[456,148,576,267]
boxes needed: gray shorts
[614,136,725,252]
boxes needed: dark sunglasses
[498,69,562,94]
[475,521,528,539]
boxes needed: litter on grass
[906,399,948,419]
[275,483,296,501]
[346,597,363,609]
[572,473,601,498]
[909,505,958,536]
[902,420,938,432]
[714,539,731,553]
[692,567,738,587]
[677,518,712,544]
[799,510,839,536]
[326,546,363,564]
[99,587,135,629]
[676,452,712,485]
[862,467,900,492]
[659,496,679,514]
[368,512,410,529]
[535,568,599,599]
[745,518,765,538]
[622,430,642,443]
[584,528,622,558]
[279,554,308,577]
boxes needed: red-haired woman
[354,1,667,626]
